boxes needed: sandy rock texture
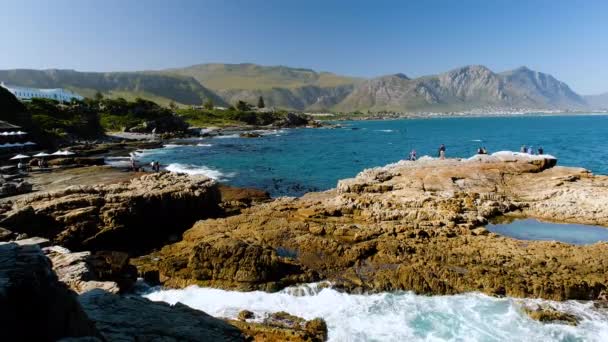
[0,172,221,254]
[136,153,608,300]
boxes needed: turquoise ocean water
[132,115,608,196]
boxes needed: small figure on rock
[409,149,417,161]
[538,146,544,155]
[438,144,446,159]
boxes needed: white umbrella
[33,152,51,157]
[10,154,30,160]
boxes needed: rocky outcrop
[0,179,32,198]
[521,304,580,325]
[229,311,328,342]
[135,153,608,300]
[0,243,100,341]
[0,172,221,254]
[46,247,137,294]
[79,289,246,341]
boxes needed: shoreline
[322,111,608,122]
[2,152,607,340]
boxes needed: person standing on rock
[409,150,417,161]
[528,146,534,155]
[520,145,527,153]
[538,147,544,155]
[438,144,446,159]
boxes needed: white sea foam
[471,139,483,142]
[144,284,608,341]
[214,134,240,139]
[196,143,212,147]
[163,144,183,148]
[104,156,131,168]
[165,163,235,181]
[375,129,395,132]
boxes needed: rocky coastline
[1,152,607,340]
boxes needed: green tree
[236,100,251,111]
[203,98,214,110]
[94,91,104,101]
[257,96,265,109]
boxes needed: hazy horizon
[2,0,607,94]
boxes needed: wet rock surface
[228,311,328,342]
[522,304,580,325]
[0,172,221,254]
[136,154,608,300]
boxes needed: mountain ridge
[0,63,602,113]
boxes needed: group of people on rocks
[520,145,544,155]
[408,143,545,161]
[149,160,161,172]
[408,144,447,161]
[129,155,161,172]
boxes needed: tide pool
[133,115,608,196]
[486,218,608,245]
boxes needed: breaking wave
[144,283,608,341]
[165,163,236,181]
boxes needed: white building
[0,82,84,102]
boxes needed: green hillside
[164,63,361,90]
[0,69,226,107]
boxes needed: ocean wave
[104,156,131,168]
[214,134,240,139]
[163,144,183,148]
[144,284,608,341]
[165,163,235,181]
[196,143,213,147]
[471,139,483,142]
[375,129,395,132]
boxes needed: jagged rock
[238,310,254,321]
[0,180,32,197]
[0,173,221,254]
[136,153,608,300]
[0,227,14,241]
[0,243,100,340]
[219,185,271,215]
[522,304,580,325]
[229,311,328,342]
[78,289,245,341]
[45,248,137,294]
[239,132,263,138]
[9,236,51,247]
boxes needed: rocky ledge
[0,172,221,254]
[135,152,608,300]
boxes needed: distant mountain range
[0,63,605,113]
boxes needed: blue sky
[1,0,607,94]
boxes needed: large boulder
[78,289,246,341]
[136,154,608,300]
[0,243,100,340]
[45,247,137,294]
[0,173,221,254]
